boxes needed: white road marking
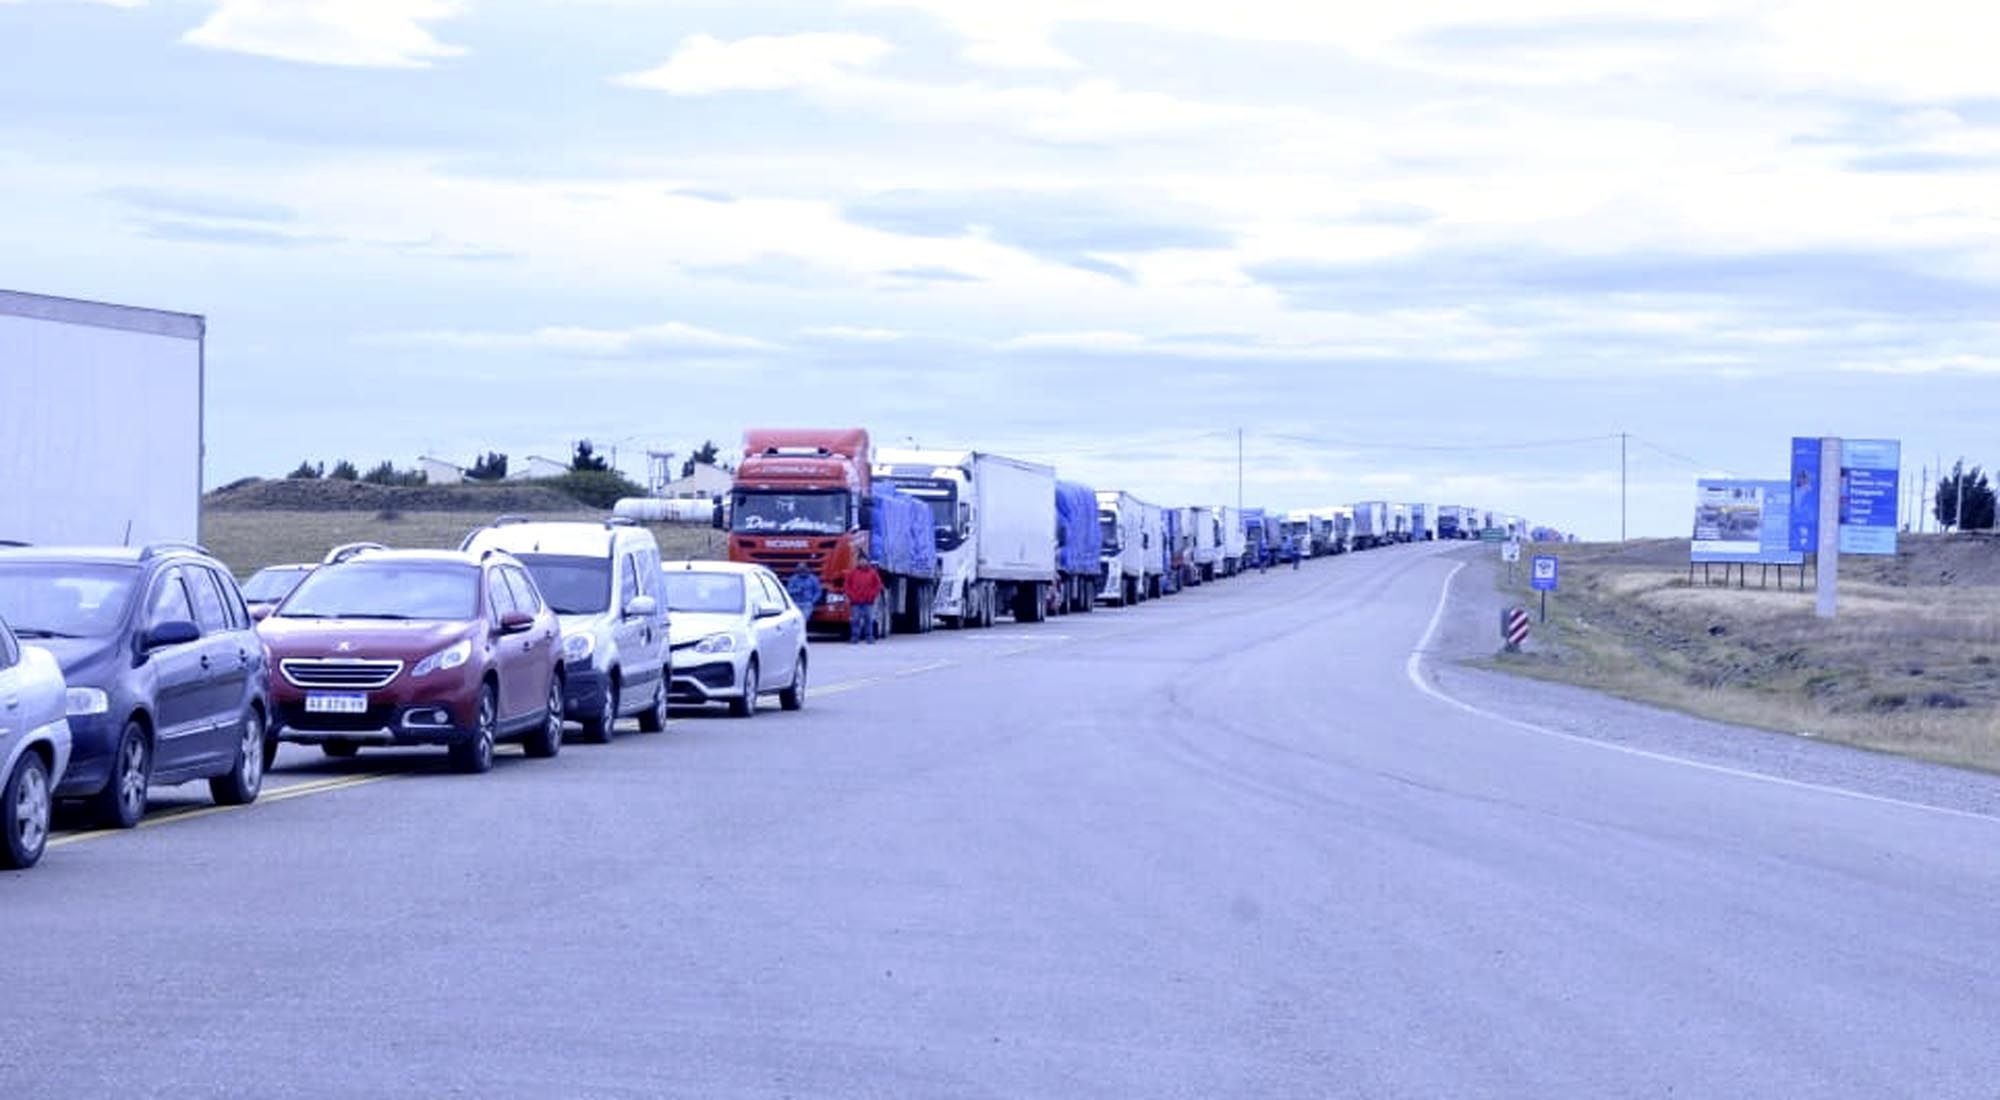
[1405,562,2000,828]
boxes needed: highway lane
[4,545,1998,1097]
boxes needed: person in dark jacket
[844,557,884,644]
[785,564,823,614]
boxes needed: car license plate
[304,692,369,715]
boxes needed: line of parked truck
[688,428,1530,638]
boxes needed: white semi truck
[1352,501,1390,550]
[1138,500,1166,599]
[0,290,205,546]
[1189,505,1224,582]
[875,449,1058,627]
[1096,490,1148,606]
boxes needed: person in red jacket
[844,556,884,644]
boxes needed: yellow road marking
[47,771,397,849]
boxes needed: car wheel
[637,674,668,733]
[523,676,564,759]
[208,708,267,806]
[582,680,617,743]
[1,751,51,870]
[322,742,359,759]
[451,685,498,774]
[779,653,807,712]
[88,720,151,829]
[730,660,759,719]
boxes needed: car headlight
[562,632,596,663]
[693,633,737,654]
[411,639,472,678]
[66,687,109,716]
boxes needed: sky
[7,0,2000,539]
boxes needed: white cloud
[378,321,780,356]
[615,33,893,95]
[182,0,465,69]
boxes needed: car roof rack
[140,541,211,560]
[0,539,30,548]
[490,514,533,527]
[322,541,387,565]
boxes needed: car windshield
[731,491,849,535]
[278,562,479,620]
[663,572,746,614]
[515,554,611,615]
[241,566,311,603]
[0,562,138,639]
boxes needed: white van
[460,517,671,740]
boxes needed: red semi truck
[724,429,938,636]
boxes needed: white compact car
[462,517,672,741]
[0,614,71,870]
[661,562,807,718]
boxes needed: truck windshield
[877,477,962,551]
[0,563,138,639]
[279,563,479,621]
[731,491,849,535]
[515,554,611,615]
[1098,511,1120,554]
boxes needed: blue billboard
[1790,437,1900,557]
[1693,479,1802,564]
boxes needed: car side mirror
[498,611,535,635]
[711,502,726,531]
[249,604,274,622]
[143,619,201,650]
[624,595,657,619]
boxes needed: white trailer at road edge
[0,290,204,546]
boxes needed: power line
[1265,430,1622,454]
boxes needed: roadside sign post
[1816,437,1840,618]
[1501,538,1521,583]
[1530,554,1558,622]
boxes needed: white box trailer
[877,448,1057,625]
[0,290,204,547]
[1189,505,1223,580]
[1218,505,1246,574]
[1138,499,1166,598]
[1352,501,1390,549]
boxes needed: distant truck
[1096,490,1148,606]
[1053,480,1103,615]
[1139,500,1167,598]
[1409,503,1435,542]
[1437,505,1474,541]
[1242,508,1275,570]
[0,290,205,546]
[1389,503,1414,544]
[1189,506,1224,582]
[727,428,939,636]
[1219,506,1246,576]
[876,449,1058,627]
[1351,501,1390,550]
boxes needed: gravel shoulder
[1428,547,2000,820]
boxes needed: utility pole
[1236,428,1244,514]
[1619,431,1628,543]
[1955,457,1965,534]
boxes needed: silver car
[1,614,71,870]
[662,562,808,718]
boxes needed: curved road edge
[1407,553,2000,825]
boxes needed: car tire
[1,751,51,871]
[322,742,359,759]
[522,676,564,759]
[637,674,668,733]
[581,679,618,743]
[89,720,151,829]
[779,653,807,712]
[451,685,498,774]
[208,707,267,806]
[730,660,759,719]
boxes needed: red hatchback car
[258,549,564,773]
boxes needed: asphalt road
[5,545,1999,1097]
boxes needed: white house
[664,462,732,500]
[508,455,571,481]
[417,455,468,484]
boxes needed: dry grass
[201,510,727,577]
[1486,537,2000,773]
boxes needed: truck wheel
[981,586,996,628]
[1,751,50,870]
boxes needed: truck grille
[281,658,404,690]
